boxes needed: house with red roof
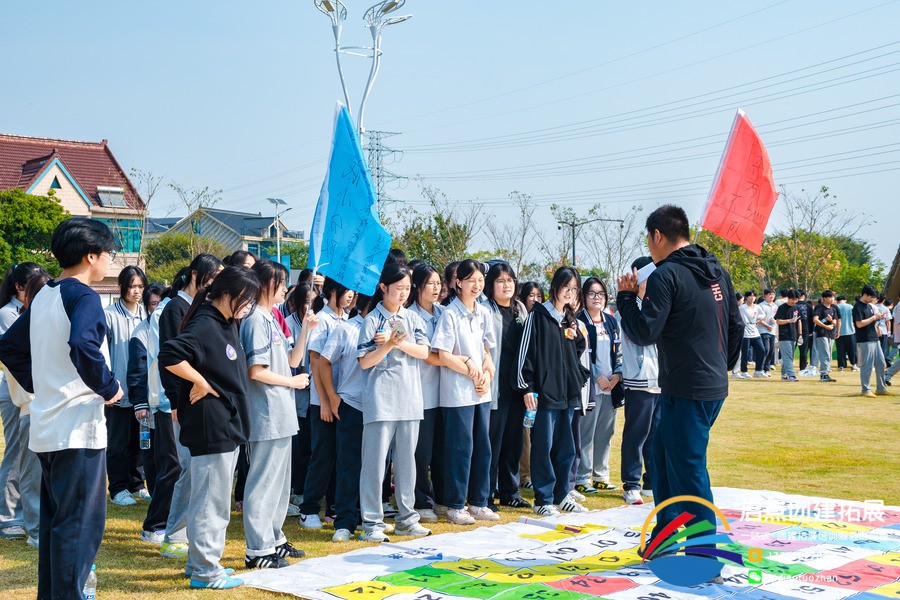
[0,133,147,292]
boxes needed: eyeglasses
[495,278,515,286]
[561,286,579,294]
[586,291,607,299]
[104,250,117,261]
[424,281,442,288]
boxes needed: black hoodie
[616,244,743,401]
[158,303,250,456]
[517,302,590,410]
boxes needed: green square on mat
[433,578,521,599]
[376,565,472,588]
[490,582,593,600]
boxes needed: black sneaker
[275,542,305,559]
[500,496,533,509]
[820,375,837,382]
[246,553,289,569]
[487,502,500,513]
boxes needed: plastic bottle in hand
[83,564,97,600]
[523,394,538,428]
[139,416,151,450]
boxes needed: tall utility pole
[363,130,407,210]
[268,197,290,264]
[558,216,624,267]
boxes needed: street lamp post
[557,216,625,267]
[314,0,411,136]
[268,198,290,264]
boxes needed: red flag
[700,109,778,255]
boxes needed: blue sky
[2,0,898,266]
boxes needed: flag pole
[697,108,745,245]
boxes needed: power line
[362,130,408,211]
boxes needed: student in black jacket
[616,205,742,553]
[517,266,590,517]
[159,266,259,590]
[155,254,223,559]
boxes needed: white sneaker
[134,488,152,501]
[359,530,390,543]
[623,490,644,505]
[641,488,653,498]
[382,502,399,518]
[418,509,439,523]
[286,503,301,517]
[141,529,165,544]
[753,371,767,378]
[559,496,588,513]
[298,513,323,529]
[568,489,587,502]
[446,508,476,525]
[26,536,39,549]
[332,528,352,542]
[533,504,561,517]
[394,523,432,537]
[290,494,303,506]
[731,372,742,379]
[740,372,751,379]
[467,505,500,521]
[111,490,137,506]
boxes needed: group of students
[0,218,667,593]
[733,286,897,394]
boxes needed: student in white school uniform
[321,293,371,542]
[357,264,432,542]
[431,259,499,526]
[298,277,355,529]
[240,260,314,568]
[406,265,446,523]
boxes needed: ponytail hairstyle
[143,283,166,315]
[22,270,52,312]
[118,265,148,299]
[580,276,609,313]
[454,259,484,294]
[485,261,517,303]
[1,262,49,308]
[355,293,373,318]
[250,259,288,302]
[223,250,258,268]
[287,283,316,321]
[189,253,224,291]
[408,263,440,308]
[441,260,461,306]
[312,276,350,313]
[368,263,412,313]
[167,266,192,298]
[548,266,581,328]
[180,265,261,332]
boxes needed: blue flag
[307,104,392,294]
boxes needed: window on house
[50,176,62,190]
[95,218,142,253]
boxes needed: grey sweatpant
[17,414,40,542]
[186,448,239,582]
[858,341,886,393]
[244,437,291,557]
[0,392,22,527]
[576,393,616,485]
[815,337,833,374]
[164,421,191,543]
[360,420,419,534]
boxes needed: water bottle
[523,394,538,428]
[83,564,97,600]
[139,415,151,450]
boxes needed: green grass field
[0,366,897,598]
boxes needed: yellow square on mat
[321,581,422,599]
[868,552,900,567]
[430,559,516,577]
[799,520,873,534]
[870,581,900,598]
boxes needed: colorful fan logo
[639,495,746,587]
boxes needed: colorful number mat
[240,488,900,600]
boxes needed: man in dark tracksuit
[617,205,742,551]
